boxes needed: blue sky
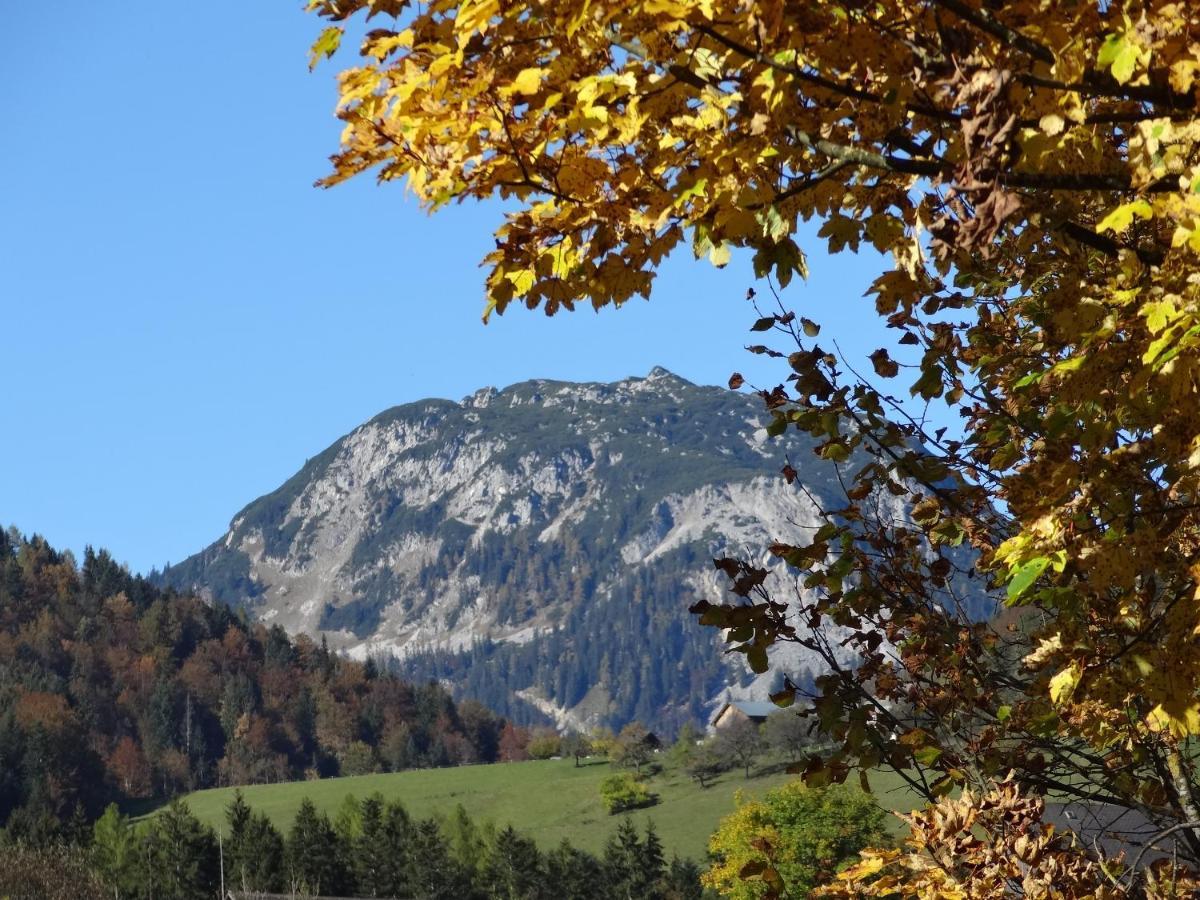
[1,2,895,574]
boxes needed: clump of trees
[87,790,703,899]
[0,528,510,839]
[672,713,812,788]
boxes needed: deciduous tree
[308,1,1200,893]
[705,782,888,900]
[714,718,764,780]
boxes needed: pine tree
[404,818,471,900]
[481,825,545,899]
[287,797,348,895]
[143,800,219,900]
[544,839,605,900]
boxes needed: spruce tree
[287,797,348,896]
[224,789,253,888]
[480,825,545,899]
[144,800,219,900]
[603,819,666,900]
[404,818,471,900]
[243,811,286,892]
[661,856,704,900]
[545,839,605,900]
[374,799,413,897]
[353,792,404,897]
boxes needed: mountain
[160,368,952,734]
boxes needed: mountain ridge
[159,368,941,733]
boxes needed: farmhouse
[710,700,775,731]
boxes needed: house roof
[718,700,777,720]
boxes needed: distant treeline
[34,792,706,900]
[0,528,521,841]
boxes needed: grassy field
[161,756,920,862]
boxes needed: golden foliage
[308,0,1200,893]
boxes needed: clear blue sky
[1,1,895,574]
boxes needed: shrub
[703,782,889,898]
[0,844,108,900]
[598,773,655,814]
[526,728,561,760]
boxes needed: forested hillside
[0,527,510,840]
[162,370,978,733]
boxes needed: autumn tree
[762,711,810,763]
[714,718,764,779]
[704,782,888,900]
[611,722,654,774]
[561,731,592,767]
[309,0,1200,893]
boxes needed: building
[710,700,776,731]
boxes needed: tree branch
[929,0,1055,64]
[694,24,960,123]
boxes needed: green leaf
[746,645,769,673]
[996,705,1013,722]
[913,745,943,767]
[1097,33,1141,84]
[911,366,943,400]
[1006,556,1050,603]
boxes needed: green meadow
[161,756,920,862]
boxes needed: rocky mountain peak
[160,370,985,733]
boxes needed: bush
[527,728,561,760]
[598,773,656,814]
[703,782,890,898]
[0,844,108,900]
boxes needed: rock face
[161,369,974,733]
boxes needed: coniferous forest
[72,791,706,900]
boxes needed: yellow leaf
[1141,298,1178,335]
[1049,662,1082,704]
[1096,199,1153,234]
[308,26,343,71]
[1038,114,1066,136]
[509,67,542,96]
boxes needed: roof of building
[717,700,778,720]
